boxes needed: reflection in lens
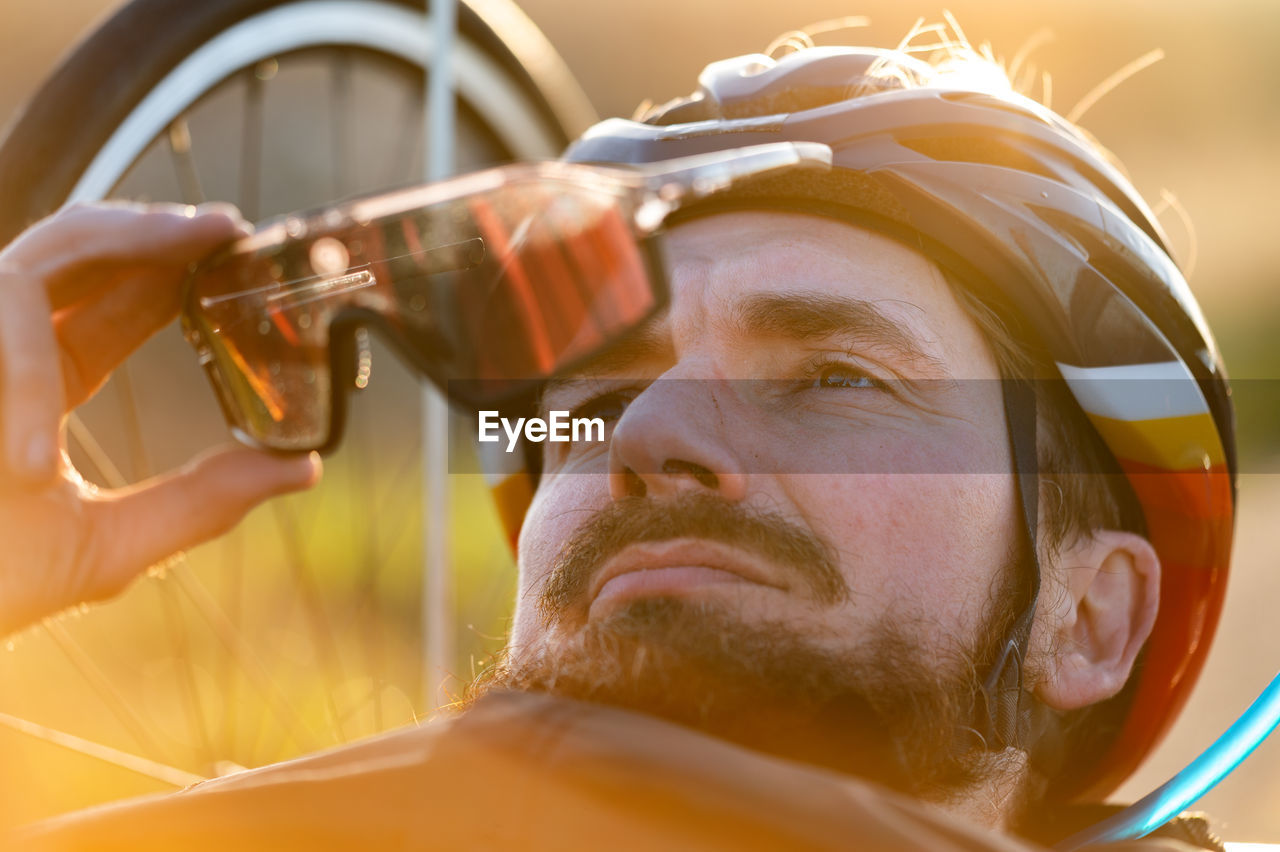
[185,165,669,450]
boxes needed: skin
[515,211,1020,663]
[0,203,320,638]
[0,203,1159,829]
[508,211,1161,824]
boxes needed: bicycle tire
[0,0,596,240]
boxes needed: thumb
[86,447,322,601]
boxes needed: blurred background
[0,0,1278,842]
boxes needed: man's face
[495,210,1026,792]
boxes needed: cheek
[511,474,607,645]
[788,473,1018,634]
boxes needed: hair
[947,274,1149,814]
[945,278,1148,557]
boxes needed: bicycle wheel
[0,0,595,829]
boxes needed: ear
[1033,530,1160,711]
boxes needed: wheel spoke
[66,413,125,487]
[40,622,173,763]
[111,365,151,481]
[386,76,427,188]
[271,501,349,744]
[157,581,216,768]
[370,436,426,570]
[0,711,205,789]
[349,400,387,730]
[66,415,322,760]
[170,567,321,757]
[167,119,206,205]
[218,532,243,760]
[112,361,217,763]
[239,65,267,222]
[330,50,353,199]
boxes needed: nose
[607,379,749,501]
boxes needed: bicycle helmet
[485,44,1235,803]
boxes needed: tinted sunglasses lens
[187,251,336,451]
[185,169,662,450]
[384,177,660,402]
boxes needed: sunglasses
[180,142,831,453]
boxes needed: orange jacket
[10,690,1208,851]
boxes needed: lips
[586,538,788,618]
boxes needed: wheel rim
[71,0,565,202]
[0,0,572,823]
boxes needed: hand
[0,202,321,637]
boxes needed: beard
[471,493,1027,802]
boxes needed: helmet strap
[974,379,1041,751]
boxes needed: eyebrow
[542,320,673,393]
[544,290,947,393]
[734,292,947,373]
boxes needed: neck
[926,748,1035,832]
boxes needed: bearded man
[0,34,1234,852]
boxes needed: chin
[474,597,996,799]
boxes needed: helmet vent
[898,136,1060,183]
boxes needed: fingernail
[197,202,251,231]
[303,451,323,484]
[276,451,321,488]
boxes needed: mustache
[537,492,848,624]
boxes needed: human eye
[803,358,890,392]
[569,387,635,422]
[541,378,639,425]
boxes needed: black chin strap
[974,379,1041,751]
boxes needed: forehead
[660,210,994,375]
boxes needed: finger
[0,267,63,484]
[52,267,188,407]
[19,200,249,260]
[2,203,249,310]
[84,448,321,601]
[46,205,249,310]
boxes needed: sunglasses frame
[181,143,833,455]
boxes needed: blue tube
[1057,671,1280,850]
